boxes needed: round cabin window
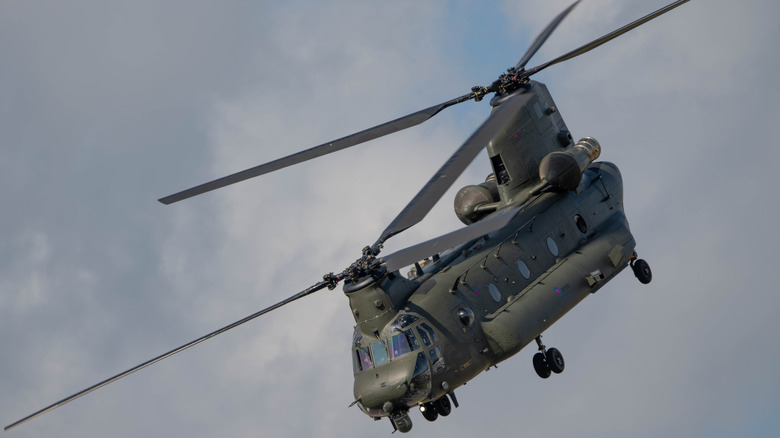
[488,283,501,302]
[517,260,531,279]
[546,237,559,257]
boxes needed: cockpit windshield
[371,340,390,366]
[352,327,423,374]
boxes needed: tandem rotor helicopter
[7,0,692,433]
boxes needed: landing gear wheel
[631,258,652,284]
[533,352,551,379]
[433,395,452,417]
[545,347,565,374]
[420,403,438,422]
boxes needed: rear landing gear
[546,348,565,373]
[533,352,551,378]
[630,253,652,284]
[532,335,565,379]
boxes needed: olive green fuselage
[347,82,637,419]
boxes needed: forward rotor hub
[324,245,384,290]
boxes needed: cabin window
[353,347,373,373]
[517,260,531,279]
[488,283,502,302]
[546,237,559,256]
[371,340,390,366]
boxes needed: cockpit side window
[416,326,431,347]
[371,340,390,366]
[353,347,373,373]
[405,330,421,351]
[421,323,437,343]
[429,345,445,373]
[389,330,421,360]
[389,333,412,359]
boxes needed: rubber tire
[533,352,551,378]
[546,347,565,374]
[632,259,652,284]
[420,403,438,422]
[433,395,452,417]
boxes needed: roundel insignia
[473,287,481,296]
[554,286,562,296]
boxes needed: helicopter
[5,0,692,434]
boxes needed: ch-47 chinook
[6,0,692,434]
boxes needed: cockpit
[352,314,437,374]
[351,313,440,421]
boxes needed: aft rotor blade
[159,94,475,205]
[382,203,527,272]
[525,0,691,77]
[514,0,581,71]
[376,92,533,245]
[4,280,331,431]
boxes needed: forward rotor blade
[382,203,527,272]
[4,280,330,431]
[525,0,691,77]
[514,0,581,71]
[376,91,533,245]
[159,93,475,205]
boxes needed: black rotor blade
[514,0,581,71]
[382,203,527,272]
[525,0,691,77]
[376,92,532,245]
[4,280,331,431]
[159,93,476,205]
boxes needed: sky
[2,0,779,437]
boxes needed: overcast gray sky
[2,0,779,437]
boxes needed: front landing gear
[630,253,652,284]
[532,335,565,379]
[418,394,454,423]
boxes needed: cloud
[2,1,780,437]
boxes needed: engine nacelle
[539,137,601,191]
[454,176,500,225]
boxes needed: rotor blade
[382,203,527,272]
[514,0,581,71]
[4,280,331,431]
[159,93,476,205]
[376,92,533,245]
[525,0,691,77]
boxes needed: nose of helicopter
[353,351,432,418]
